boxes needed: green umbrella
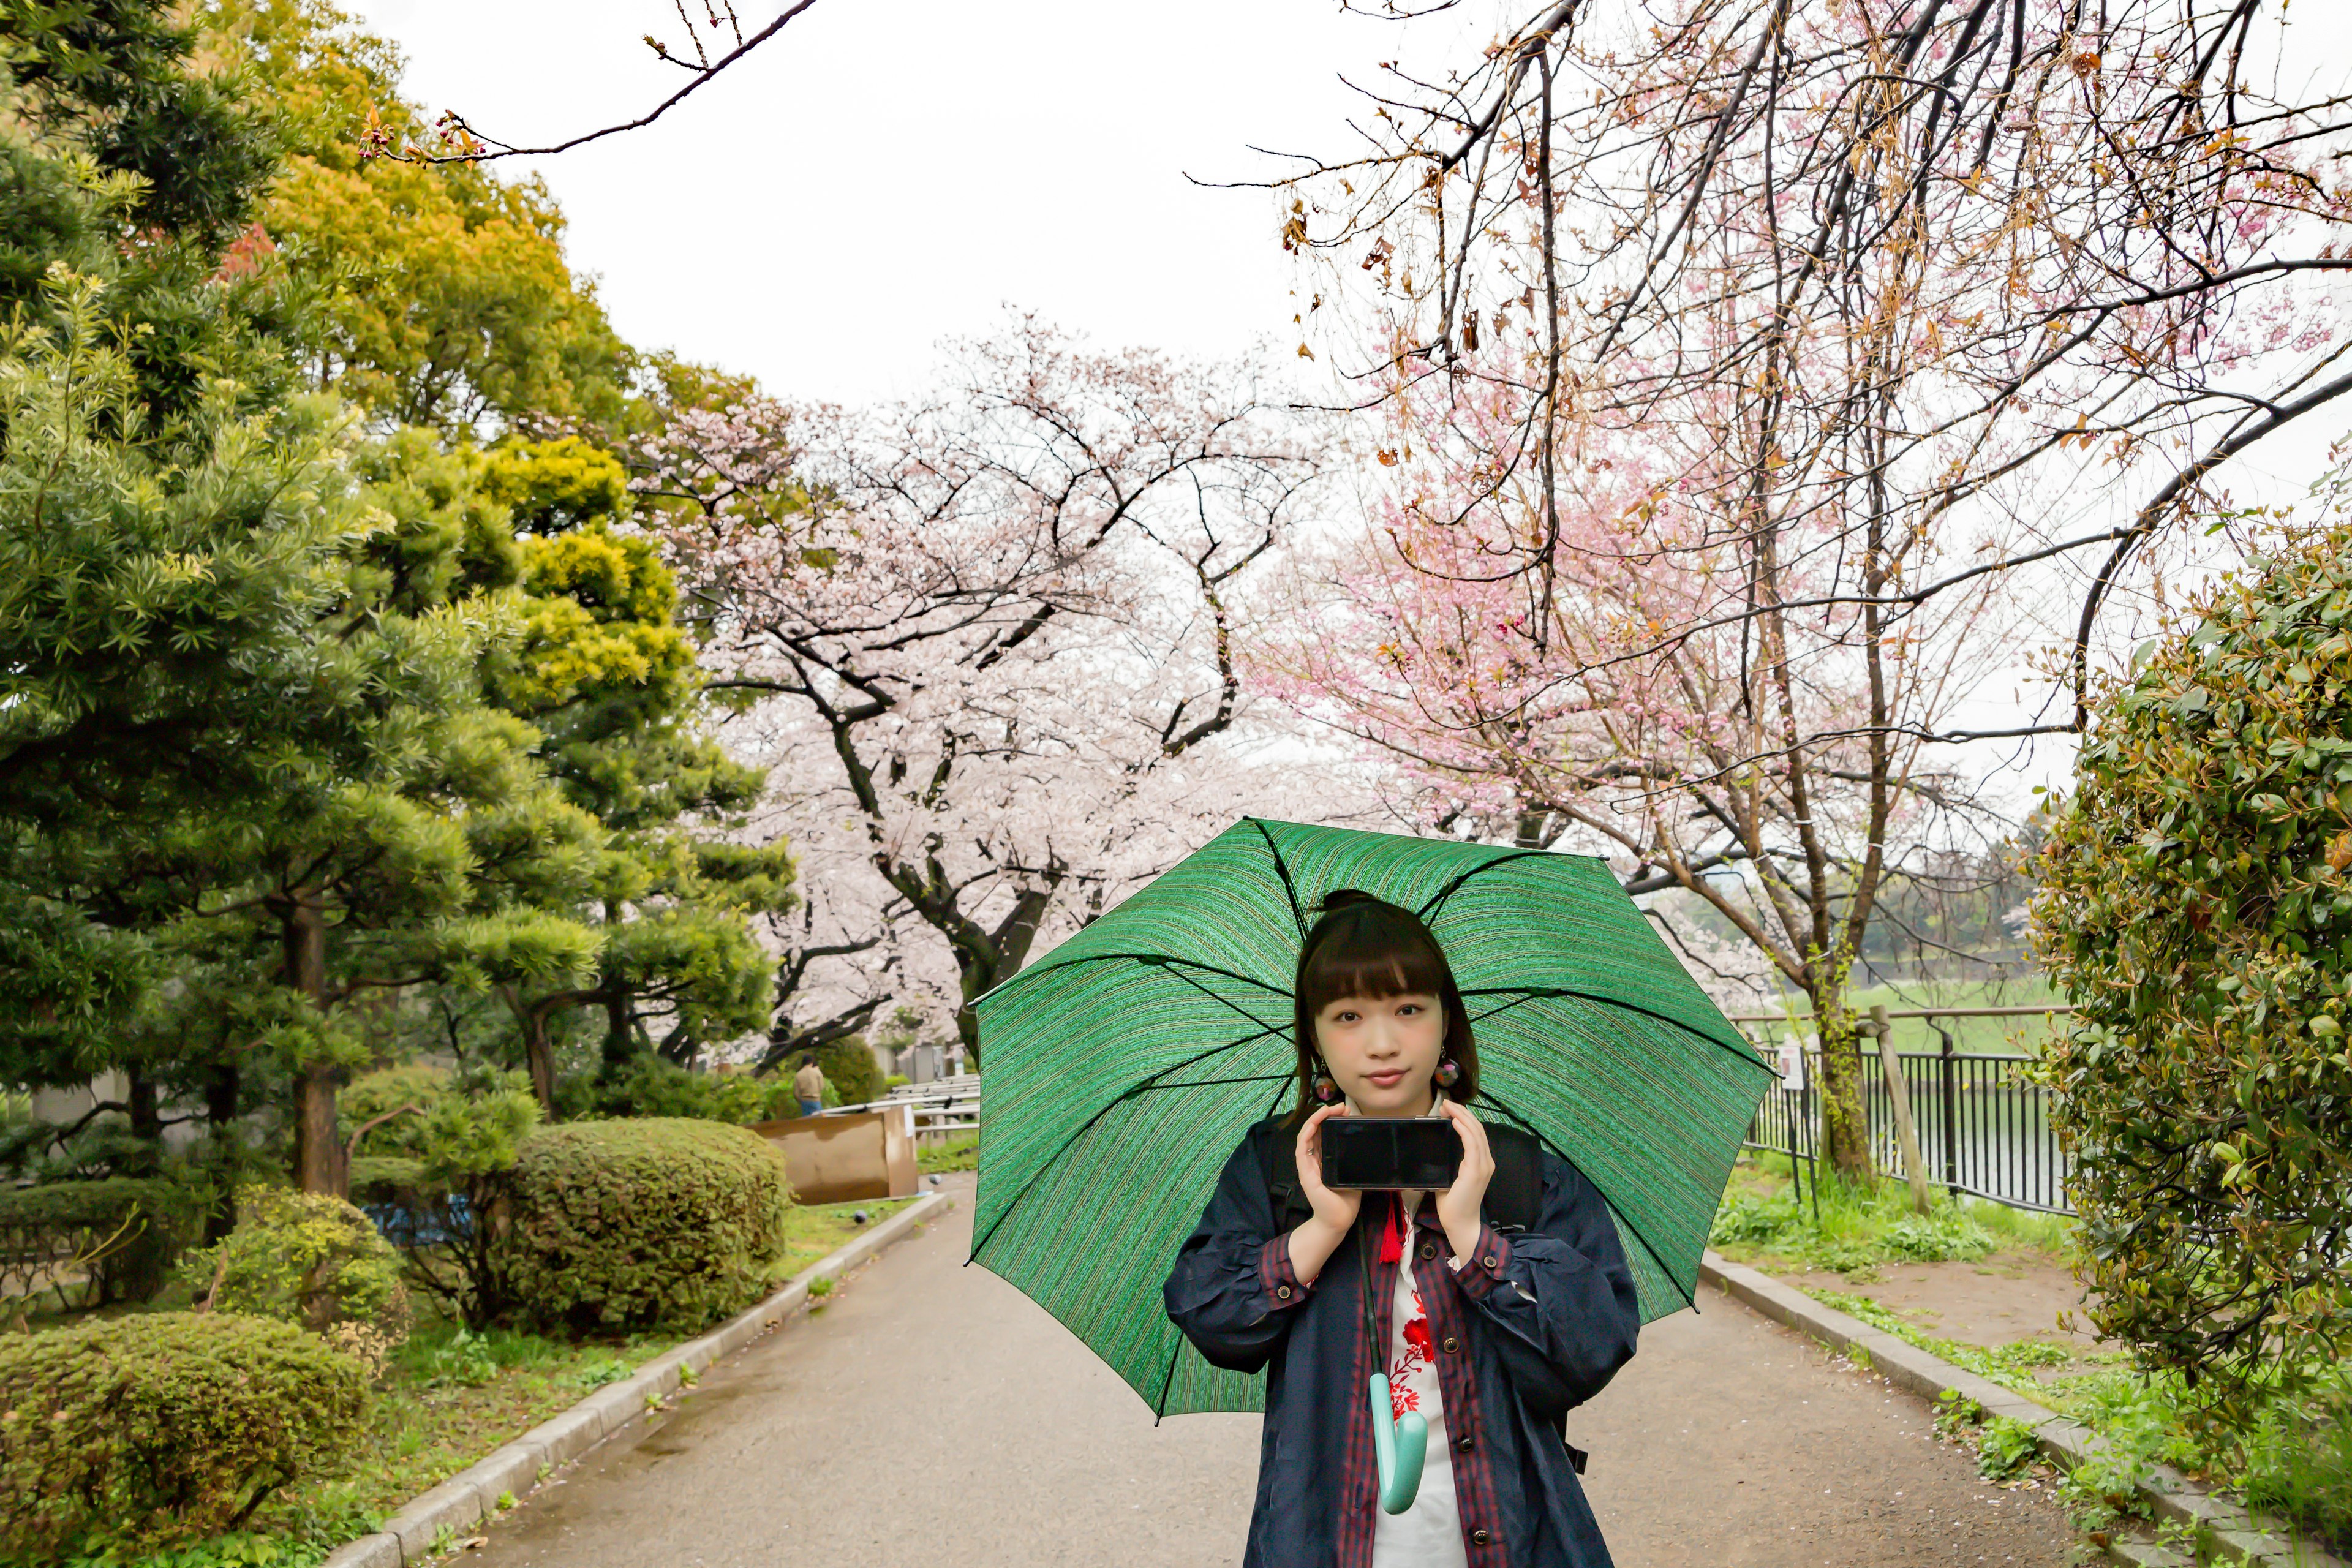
[968,818,1772,1418]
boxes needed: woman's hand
[1286,1104,1360,1286]
[1434,1099,1496,1266]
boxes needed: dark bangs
[1288,892,1477,1118]
[1295,908,1453,1019]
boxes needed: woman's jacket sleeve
[1162,1131,1317,1374]
[1455,1155,1640,1425]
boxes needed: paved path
[465,1179,2074,1567]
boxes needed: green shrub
[2035,507,2352,1424]
[0,1177,205,1311]
[816,1036,881,1108]
[884,1073,910,1090]
[2238,1366,2352,1550]
[496,1118,791,1333]
[347,1155,428,1206]
[342,1069,541,1330]
[1977,1415,2041,1481]
[0,1312,366,1556]
[581,1055,774,1124]
[338,1064,453,1159]
[179,1186,409,1341]
[1877,1212,1996,1263]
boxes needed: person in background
[794,1053,826,1117]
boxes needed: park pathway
[462,1177,2074,1568]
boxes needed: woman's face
[1314,992,1446,1117]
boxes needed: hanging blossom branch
[360,0,820,164]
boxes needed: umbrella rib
[1000,950,1292,997]
[1151,958,1287,1035]
[1153,1325,1183,1423]
[1250,817,1310,939]
[1462,985,1772,1074]
[1159,1069,1297,1425]
[1413,849,1555,924]
[1472,1085,1700,1316]
[967,1025,1286,1263]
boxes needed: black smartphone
[1321,1116,1463,1189]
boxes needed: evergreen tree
[480,462,792,1113]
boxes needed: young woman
[1163,891,1641,1568]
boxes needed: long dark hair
[1287,889,1477,1123]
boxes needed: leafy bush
[346,1068,541,1329]
[2035,510,2352,1424]
[1878,1212,1996,1263]
[179,1186,409,1341]
[2238,1367,2352,1551]
[347,1155,428,1206]
[578,1055,775,1124]
[884,1072,911,1090]
[495,1118,791,1334]
[1977,1415,2041,1481]
[0,1177,205,1311]
[337,1064,451,1158]
[0,1312,366,1556]
[815,1036,881,1108]
[2061,1449,2155,1536]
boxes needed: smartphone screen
[1321,1116,1463,1189]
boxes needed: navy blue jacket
[1163,1123,1640,1568]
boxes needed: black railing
[1740,1029,2074,1215]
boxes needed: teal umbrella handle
[1368,1373,1427,1514]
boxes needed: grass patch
[919,1133,978,1174]
[770,1196,916,1280]
[1708,1153,2064,1279]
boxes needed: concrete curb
[323,1190,954,1568]
[1699,1251,2349,1568]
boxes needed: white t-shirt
[1370,1196,1469,1568]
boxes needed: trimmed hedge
[179,1186,410,1340]
[0,1177,204,1310]
[0,1311,367,1556]
[496,1118,791,1334]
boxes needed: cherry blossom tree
[1255,1,2352,1169]
[640,322,1333,1057]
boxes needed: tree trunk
[599,899,637,1073]
[204,1063,240,1244]
[519,1006,559,1120]
[126,1071,163,1175]
[1808,982,1873,1177]
[284,895,347,1198]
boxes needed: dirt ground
[1757,1248,2113,1382]
[456,1175,2078,1568]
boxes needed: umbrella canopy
[969,818,1772,1417]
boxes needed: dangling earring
[1311,1063,1341,1104]
[1433,1055,1461,1090]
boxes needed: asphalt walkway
[462,1177,2075,1567]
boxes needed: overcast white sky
[348,0,1450,404]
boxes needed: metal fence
[1735,1008,2076,1215]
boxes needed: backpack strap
[1252,1114,1547,1232]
